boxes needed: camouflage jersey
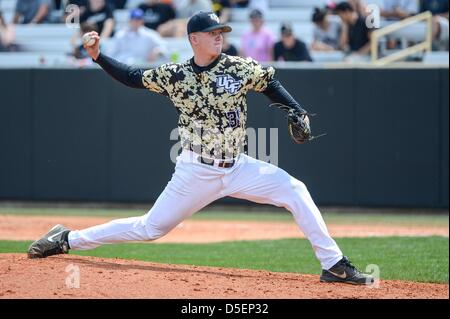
[141,54,275,159]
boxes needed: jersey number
[226,110,240,129]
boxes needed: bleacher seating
[423,51,450,64]
[230,8,311,22]
[381,20,428,43]
[14,24,75,40]
[0,0,448,67]
[0,0,15,22]
[0,0,15,11]
[268,0,328,8]
[0,52,69,67]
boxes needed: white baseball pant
[68,149,343,270]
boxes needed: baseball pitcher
[28,12,373,285]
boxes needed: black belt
[197,156,235,168]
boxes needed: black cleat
[27,224,71,259]
[320,256,374,285]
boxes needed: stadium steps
[0,52,70,67]
[229,8,311,22]
[0,0,15,11]
[14,24,76,40]
[422,51,450,65]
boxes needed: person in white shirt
[108,8,167,64]
[174,0,213,19]
[248,0,269,17]
[380,0,419,49]
[158,0,213,37]
[381,0,419,20]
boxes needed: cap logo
[209,13,220,23]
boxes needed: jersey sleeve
[246,58,276,92]
[142,63,176,96]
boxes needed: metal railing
[371,11,433,65]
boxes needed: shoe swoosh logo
[329,270,347,279]
[47,231,64,243]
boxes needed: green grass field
[0,206,448,283]
[0,237,447,283]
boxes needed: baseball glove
[270,103,326,144]
[286,109,311,144]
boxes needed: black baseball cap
[249,9,263,19]
[281,23,293,35]
[187,11,232,34]
[334,2,354,12]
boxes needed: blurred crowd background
[0,0,448,66]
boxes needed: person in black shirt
[80,0,115,39]
[421,0,449,15]
[138,0,176,31]
[212,0,231,23]
[420,0,449,49]
[72,21,99,60]
[274,23,313,62]
[108,0,127,9]
[335,2,372,56]
[230,0,248,8]
[66,0,88,11]
[66,0,89,7]
[63,0,88,23]
[222,33,238,55]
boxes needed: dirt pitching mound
[0,254,447,299]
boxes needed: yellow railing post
[371,11,433,66]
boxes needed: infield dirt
[0,215,448,298]
[0,254,448,299]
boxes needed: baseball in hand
[82,33,96,47]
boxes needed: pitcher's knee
[140,215,171,241]
[144,223,169,241]
[290,178,309,195]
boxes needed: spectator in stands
[63,1,87,21]
[80,0,115,39]
[71,21,99,61]
[222,33,238,55]
[66,0,88,6]
[348,0,367,17]
[327,0,367,16]
[380,0,419,49]
[274,23,313,62]
[381,0,418,20]
[0,5,5,27]
[108,0,127,9]
[248,0,269,17]
[157,19,187,37]
[0,20,16,52]
[62,1,86,24]
[158,0,212,37]
[212,0,231,23]
[0,8,4,28]
[107,8,167,64]
[335,2,372,59]
[13,0,52,24]
[421,0,449,17]
[174,0,213,18]
[421,0,449,50]
[240,9,275,62]
[138,0,176,31]
[311,7,344,51]
[230,0,249,8]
